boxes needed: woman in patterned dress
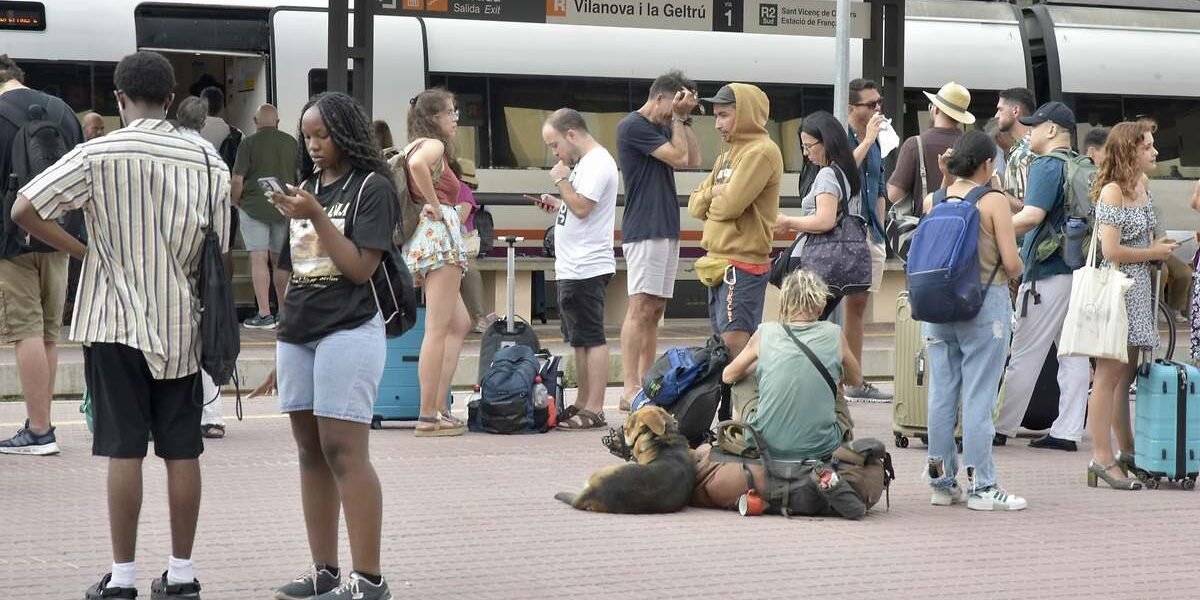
[1086,121,1179,490]
[403,89,471,437]
[1187,181,1200,363]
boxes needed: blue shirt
[1020,153,1071,281]
[847,127,885,243]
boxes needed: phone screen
[258,177,285,196]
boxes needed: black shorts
[84,343,204,460]
[558,274,611,348]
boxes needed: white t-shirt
[555,146,618,280]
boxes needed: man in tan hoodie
[688,83,783,362]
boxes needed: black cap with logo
[1019,101,1076,131]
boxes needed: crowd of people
[5,45,1200,597]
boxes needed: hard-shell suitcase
[1131,267,1197,489]
[373,307,452,427]
[478,236,541,382]
[1134,359,1200,489]
[892,292,929,448]
[892,292,961,449]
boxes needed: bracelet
[554,176,568,186]
[673,116,693,126]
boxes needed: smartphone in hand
[524,193,556,212]
[257,176,286,198]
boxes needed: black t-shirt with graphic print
[277,169,398,344]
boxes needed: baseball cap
[1019,101,1076,131]
[701,85,737,105]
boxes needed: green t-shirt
[748,321,844,461]
[232,128,299,223]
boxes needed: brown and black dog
[555,406,696,514]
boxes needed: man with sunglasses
[841,78,892,402]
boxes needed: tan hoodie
[687,83,783,265]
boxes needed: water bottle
[532,376,548,409]
[1064,218,1089,269]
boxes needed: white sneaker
[967,486,1027,511]
[930,485,968,506]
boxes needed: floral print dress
[1095,196,1157,351]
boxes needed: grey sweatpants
[994,273,1090,441]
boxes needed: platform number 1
[713,0,744,32]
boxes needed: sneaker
[992,433,1008,447]
[150,572,201,599]
[967,486,1027,511]
[315,573,391,600]
[84,573,138,599]
[930,485,968,506]
[0,420,60,456]
[243,313,277,329]
[844,383,892,403]
[275,565,341,600]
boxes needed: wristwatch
[673,116,693,126]
[554,176,568,186]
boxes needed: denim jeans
[922,285,1012,490]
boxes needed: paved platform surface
[2,388,1199,599]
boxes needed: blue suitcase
[372,308,452,427]
[1134,359,1200,489]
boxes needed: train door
[154,51,266,134]
[270,8,427,142]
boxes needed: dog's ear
[643,407,669,436]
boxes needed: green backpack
[1031,150,1098,264]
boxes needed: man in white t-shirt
[537,108,618,431]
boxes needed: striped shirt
[1004,134,1034,202]
[21,118,231,379]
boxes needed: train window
[430,73,830,173]
[18,61,118,117]
[307,68,354,99]
[1074,95,1200,179]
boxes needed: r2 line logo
[759,3,778,26]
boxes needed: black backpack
[475,345,552,434]
[667,337,732,447]
[191,142,240,389]
[0,96,77,254]
[474,206,495,257]
[218,126,242,169]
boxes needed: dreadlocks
[296,92,393,185]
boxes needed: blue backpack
[477,345,543,434]
[630,336,723,411]
[906,185,1001,324]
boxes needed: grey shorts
[707,266,768,335]
[277,314,385,424]
[624,238,680,298]
[238,208,287,254]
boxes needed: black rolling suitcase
[478,236,541,382]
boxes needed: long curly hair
[406,88,456,154]
[296,92,392,185]
[1092,120,1155,200]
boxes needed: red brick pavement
[1,391,1199,599]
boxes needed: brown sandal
[557,409,606,431]
[414,415,465,437]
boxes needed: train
[7,0,1200,312]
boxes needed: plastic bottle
[532,376,548,409]
[1064,218,1089,269]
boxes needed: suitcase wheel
[1182,478,1196,491]
[1143,477,1160,490]
[894,432,909,449]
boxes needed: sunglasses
[853,100,884,109]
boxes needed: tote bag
[794,167,872,295]
[1059,238,1133,362]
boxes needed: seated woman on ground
[720,269,861,459]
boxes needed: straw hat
[458,157,479,188]
[923,82,975,125]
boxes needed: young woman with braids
[402,89,472,437]
[268,91,397,600]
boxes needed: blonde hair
[779,270,831,321]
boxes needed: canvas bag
[1059,237,1133,362]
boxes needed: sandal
[200,424,225,439]
[560,404,580,422]
[557,409,606,431]
[619,390,640,412]
[439,412,466,427]
[415,415,465,437]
